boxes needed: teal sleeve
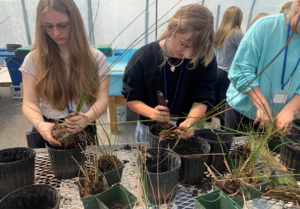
[295,84,300,95]
[228,22,265,94]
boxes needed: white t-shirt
[20,47,111,119]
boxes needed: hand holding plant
[254,106,273,130]
[65,112,91,132]
[152,102,170,123]
[275,109,294,132]
[38,122,61,146]
[175,120,194,139]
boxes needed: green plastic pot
[212,177,271,207]
[96,183,137,209]
[78,175,108,209]
[270,168,298,188]
[194,189,241,209]
[98,159,125,187]
[267,139,281,153]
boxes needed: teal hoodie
[226,14,300,120]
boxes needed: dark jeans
[224,104,264,135]
[213,69,231,129]
[26,116,97,148]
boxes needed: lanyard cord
[67,98,73,114]
[163,38,185,112]
[281,18,300,90]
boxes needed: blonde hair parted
[250,13,269,27]
[33,0,99,111]
[214,6,243,49]
[159,4,215,68]
[280,1,293,13]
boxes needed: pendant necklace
[166,55,184,72]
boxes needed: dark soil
[98,155,123,173]
[239,172,262,185]
[79,173,106,198]
[109,198,126,209]
[175,147,202,156]
[122,160,129,164]
[51,124,83,150]
[215,179,242,197]
[192,189,198,197]
[195,175,213,193]
[230,144,251,164]
[122,145,132,150]
[151,123,178,140]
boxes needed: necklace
[165,55,184,72]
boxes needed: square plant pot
[96,183,137,209]
[212,177,271,207]
[98,158,125,187]
[194,189,241,209]
[78,175,109,209]
[270,168,298,188]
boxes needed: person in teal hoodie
[225,0,300,133]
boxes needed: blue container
[4,58,23,87]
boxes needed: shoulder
[90,47,108,61]
[131,41,161,60]
[20,51,38,74]
[247,14,284,36]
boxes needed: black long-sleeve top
[121,41,217,125]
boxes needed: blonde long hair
[33,0,99,111]
[214,6,243,49]
[250,13,269,27]
[159,4,214,68]
[289,0,299,16]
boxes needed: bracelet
[36,121,44,131]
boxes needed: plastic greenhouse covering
[0,0,294,49]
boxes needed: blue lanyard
[163,38,185,112]
[281,18,300,90]
[67,98,73,114]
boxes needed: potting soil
[230,144,251,163]
[108,198,126,209]
[195,175,213,193]
[151,123,178,140]
[174,147,202,156]
[98,154,123,173]
[51,124,84,150]
[215,179,243,197]
[79,174,106,198]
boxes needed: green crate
[96,183,137,209]
[270,169,298,188]
[97,45,113,57]
[194,190,241,209]
[15,45,33,58]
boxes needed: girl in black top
[122,4,217,142]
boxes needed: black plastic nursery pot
[267,139,281,153]
[168,138,211,185]
[96,183,137,209]
[0,184,60,209]
[78,175,108,209]
[194,129,234,172]
[98,159,125,187]
[148,124,172,149]
[270,168,298,188]
[194,189,241,209]
[280,134,300,181]
[46,141,86,179]
[139,148,181,205]
[291,119,300,134]
[212,177,270,207]
[0,147,36,198]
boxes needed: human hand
[65,112,90,132]
[276,110,294,132]
[38,122,61,146]
[152,100,170,122]
[174,120,194,139]
[254,107,273,130]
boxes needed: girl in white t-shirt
[21,0,111,147]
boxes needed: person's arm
[246,86,272,129]
[22,71,60,146]
[175,102,207,138]
[127,100,170,122]
[277,94,300,130]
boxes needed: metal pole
[21,0,32,45]
[155,0,158,40]
[145,0,149,45]
[247,0,257,31]
[87,0,95,45]
[215,5,221,31]
[201,0,205,5]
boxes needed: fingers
[42,132,61,147]
[175,129,194,139]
